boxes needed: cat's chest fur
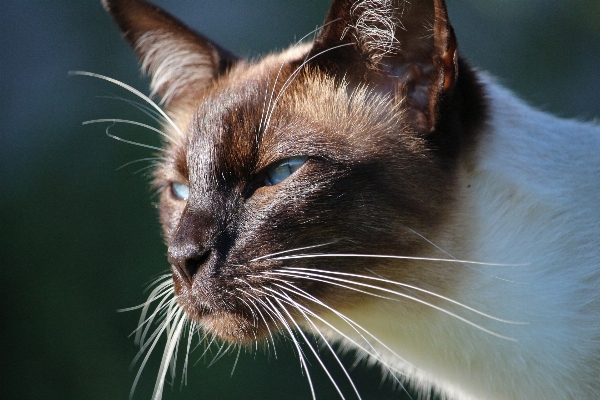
[99,0,600,399]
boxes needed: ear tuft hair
[310,0,458,133]
[345,0,401,65]
[103,0,236,106]
[135,31,216,105]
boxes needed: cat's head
[104,0,485,343]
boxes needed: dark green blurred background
[1,1,599,399]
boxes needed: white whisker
[152,307,187,400]
[250,242,337,262]
[270,252,525,267]
[133,297,179,365]
[259,20,338,133]
[405,227,527,283]
[69,71,184,138]
[83,118,171,140]
[267,279,416,372]
[273,269,518,341]
[230,345,243,378]
[271,294,348,400]
[180,320,196,389]
[267,280,414,399]
[105,131,164,152]
[273,289,363,400]
[129,299,178,399]
[237,286,278,358]
[280,267,526,324]
[97,95,165,124]
[195,334,218,365]
[212,341,237,368]
[116,157,163,171]
[261,295,316,400]
[262,43,355,133]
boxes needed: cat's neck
[315,75,600,400]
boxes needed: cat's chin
[179,300,267,344]
[173,284,269,344]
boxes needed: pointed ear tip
[102,0,142,11]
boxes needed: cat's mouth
[170,264,277,344]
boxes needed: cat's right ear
[102,0,237,107]
[309,0,458,134]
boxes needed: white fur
[347,0,401,60]
[315,74,600,399]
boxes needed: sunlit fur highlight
[137,31,217,106]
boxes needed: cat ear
[103,0,237,106]
[309,0,458,132]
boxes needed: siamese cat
[89,0,600,399]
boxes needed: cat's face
[154,59,456,342]
[104,0,485,343]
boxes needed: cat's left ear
[103,0,237,107]
[309,0,457,133]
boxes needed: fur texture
[97,0,600,399]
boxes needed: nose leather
[167,207,216,285]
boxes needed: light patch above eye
[264,156,308,186]
[171,182,189,200]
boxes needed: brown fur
[104,0,487,346]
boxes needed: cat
[92,0,600,399]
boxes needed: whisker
[270,252,525,267]
[241,289,280,355]
[272,281,417,400]
[406,227,528,283]
[129,300,178,399]
[267,279,416,372]
[262,43,355,133]
[134,162,161,176]
[280,267,526,324]
[236,286,278,358]
[273,289,363,400]
[273,270,518,341]
[259,19,341,133]
[230,344,243,378]
[134,293,176,348]
[247,280,411,397]
[208,341,235,368]
[69,71,184,138]
[117,275,172,313]
[180,320,196,389]
[266,280,415,399]
[135,282,176,346]
[152,307,187,400]
[116,157,163,171]
[133,297,179,365]
[195,334,218,365]
[271,294,348,400]
[83,118,171,140]
[106,131,164,152]
[261,295,317,400]
[250,242,337,262]
[97,95,165,124]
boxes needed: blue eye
[264,156,308,186]
[171,182,189,200]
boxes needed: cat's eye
[170,182,190,200]
[264,156,308,186]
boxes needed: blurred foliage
[1,0,599,399]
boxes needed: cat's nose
[168,244,211,285]
[167,208,217,285]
